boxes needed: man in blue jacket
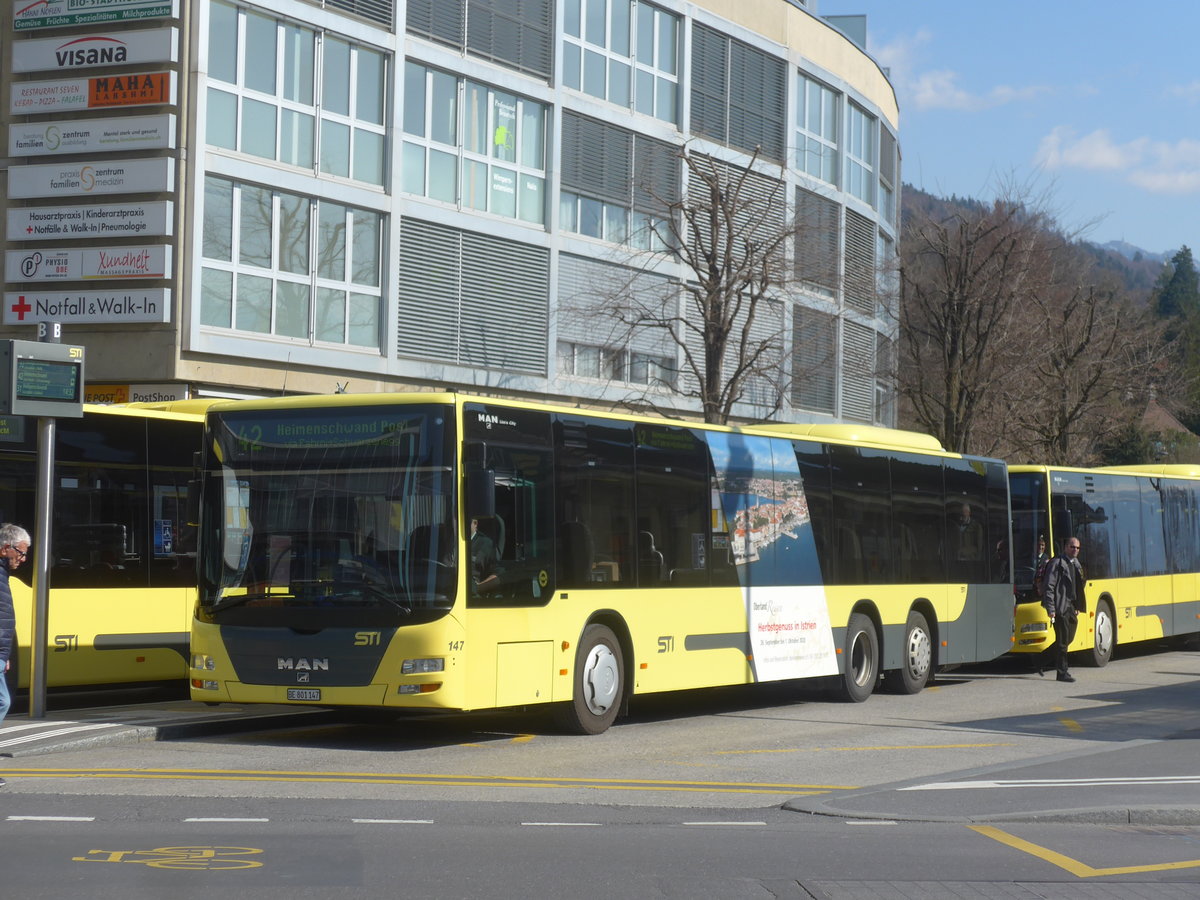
[0,523,31,787]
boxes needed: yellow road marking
[717,743,1013,756]
[1058,718,1084,733]
[970,825,1200,877]
[0,768,853,795]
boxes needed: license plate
[287,688,321,701]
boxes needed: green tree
[1152,245,1200,322]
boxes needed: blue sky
[816,1,1200,258]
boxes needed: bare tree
[898,195,1055,453]
[565,147,812,426]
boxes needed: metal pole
[28,321,61,720]
[29,416,53,719]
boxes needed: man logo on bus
[277,658,329,671]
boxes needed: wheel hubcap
[582,644,619,715]
[1096,610,1113,657]
[907,628,931,679]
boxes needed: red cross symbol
[10,296,32,321]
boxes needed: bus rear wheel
[837,613,879,703]
[883,610,932,694]
[555,624,624,735]
[1088,600,1115,667]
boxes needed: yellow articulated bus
[189,393,1013,733]
[1010,464,1200,666]
[3,400,211,694]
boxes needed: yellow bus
[189,393,1013,733]
[1010,464,1200,666]
[3,400,211,693]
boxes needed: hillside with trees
[897,186,1199,465]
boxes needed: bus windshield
[197,403,457,625]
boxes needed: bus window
[553,416,634,589]
[985,460,1010,583]
[1162,479,1200,574]
[635,424,710,587]
[944,458,987,584]
[1050,470,1113,580]
[889,452,945,584]
[792,441,831,583]
[1140,478,1167,577]
[829,445,891,585]
[1112,474,1145,578]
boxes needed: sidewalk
[0,700,334,757]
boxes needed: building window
[562,0,679,125]
[201,175,383,348]
[560,111,678,249]
[690,23,786,161]
[845,102,875,206]
[557,341,676,387]
[879,127,898,228]
[403,63,547,225]
[796,73,838,184]
[206,1,388,187]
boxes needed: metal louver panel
[466,0,553,81]
[728,39,787,161]
[792,305,836,414]
[689,23,727,143]
[460,230,548,373]
[562,112,633,204]
[844,208,876,315]
[406,0,464,45]
[842,319,875,421]
[795,188,840,296]
[689,156,785,263]
[325,0,392,27]
[397,219,462,361]
[633,136,680,215]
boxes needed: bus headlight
[398,683,441,694]
[402,658,445,675]
[1020,623,1049,634]
[191,679,219,691]
[191,654,216,670]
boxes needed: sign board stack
[4,2,181,328]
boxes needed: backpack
[1033,557,1052,599]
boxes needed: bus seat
[638,531,664,585]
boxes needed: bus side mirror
[186,480,201,527]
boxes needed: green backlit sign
[0,340,85,417]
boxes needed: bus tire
[1088,600,1115,668]
[883,610,932,694]
[837,613,878,703]
[555,624,624,735]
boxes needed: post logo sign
[6,246,171,282]
[9,114,175,156]
[7,158,174,199]
[10,27,178,73]
[7,201,173,241]
[13,0,179,31]
[11,71,175,114]
[5,290,171,325]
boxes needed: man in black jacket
[0,523,31,786]
[1042,537,1085,683]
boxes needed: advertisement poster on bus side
[13,0,179,32]
[706,431,839,682]
[5,246,171,282]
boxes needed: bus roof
[1010,463,1200,481]
[751,422,946,453]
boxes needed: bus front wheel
[882,610,932,694]
[555,624,624,735]
[837,613,879,703]
[1088,600,1115,668]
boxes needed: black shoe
[1037,667,1045,677]
[0,776,7,786]
[1057,673,1075,683]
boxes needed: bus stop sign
[0,339,85,418]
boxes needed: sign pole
[29,322,62,719]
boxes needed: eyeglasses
[7,545,28,558]
[1065,544,1081,551]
